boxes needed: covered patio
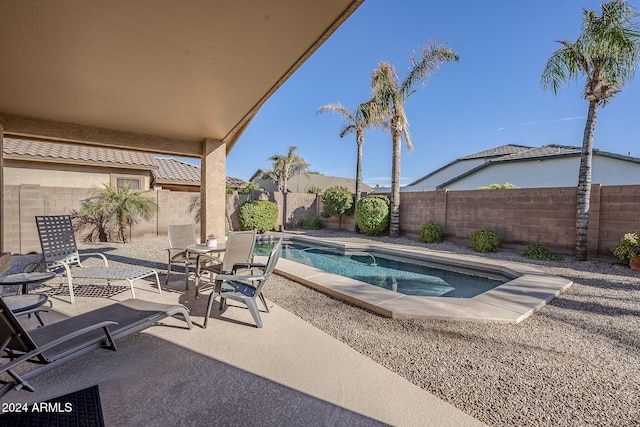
[0,0,362,269]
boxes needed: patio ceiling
[0,0,362,156]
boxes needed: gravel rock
[5,230,639,427]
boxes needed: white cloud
[520,115,586,126]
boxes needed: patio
[0,242,483,427]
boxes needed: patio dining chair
[194,230,257,298]
[203,238,281,329]
[0,297,192,396]
[165,224,200,288]
[33,215,161,304]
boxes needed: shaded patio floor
[0,268,484,426]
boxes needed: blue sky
[226,0,640,187]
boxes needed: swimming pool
[257,242,508,298]
[255,234,573,323]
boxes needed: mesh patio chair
[194,230,257,298]
[203,238,281,329]
[33,215,161,304]
[0,297,192,396]
[165,224,200,288]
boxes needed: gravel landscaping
[5,230,639,426]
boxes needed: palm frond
[542,0,640,103]
[400,41,459,100]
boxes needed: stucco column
[200,138,226,242]
[0,124,4,255]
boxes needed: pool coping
[266,235,573,324]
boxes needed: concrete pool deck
[273,235,574,323]
[0,271,485,427]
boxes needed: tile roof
[493,144,582,162]
[459,144,531,160]
[3,138,247,186]
[152,157,247,187]
[3,137,156,168]
[153,157,200,182]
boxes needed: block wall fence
[3,184,639,257]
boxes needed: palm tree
[542,0,640,260]
[264,145,310,194]
[317,101,380,207]
[83,183,158,243]
[369,41,459,237]
[264,146,309,231]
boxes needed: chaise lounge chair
[33,215,161,304]
[0,297,192,396]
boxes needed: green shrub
[612,232,640,264]
[238,200,278,233]
[478,182,519,190]
[522,243,563,261]
[469,227,501,253]
[321,186,354,229]
[237,181,259,195]
[420,220,444,243]
[321,186,354,217]
[301,217,321,230]
[355,195,390,235]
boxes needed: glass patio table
[185,244,226,290]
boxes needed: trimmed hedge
[321,186,354,218]
[239,200,278,233]
[420,220,445,243]
[301,217,321,230]
[469,227,501,253]
[355,195,390,235]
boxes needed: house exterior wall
[446,157,578,189]
[4,161,151,190]
[435,156,640,190]
[404,158,485,191]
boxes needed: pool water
[256,242,506,298]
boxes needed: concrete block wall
[286,193,319,228]
[598,185,640,254]
[398,191,437,234]
[443,187,578,252]
[16,185,45,254]
[3,185,21,254]
[4,184,639,257]
[156,190,198,237]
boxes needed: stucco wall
[4,162,150,190]
[406,155,640,191]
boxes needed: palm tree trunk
[355,130,364,233]
[389,117,402,238]
[281,165,288,231]
[576,100,598,261]
[355,130,364,203]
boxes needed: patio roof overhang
[0,0,363,264]
[0,0,362,156]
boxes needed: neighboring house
[3,138,247,192]
[249,169,373,194]
[405,144,640,191]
